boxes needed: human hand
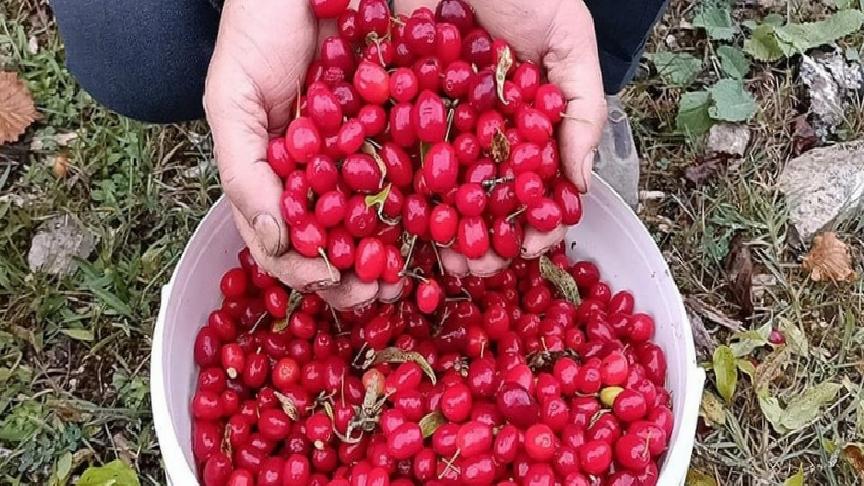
[399,0,607,277]
[205,0,405,309]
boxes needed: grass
[0,0,863,484]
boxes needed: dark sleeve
[583,0,668,94]
[52,0,220,123]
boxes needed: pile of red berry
[267,0,582,285]
[191,240,673,486]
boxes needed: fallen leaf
[419,411,446,438]
[803,232,857,283]
[784,466,805,486]
[699,390,727,427]
[685,154,728,185]
[725,233,754,317]
[713,345,738,402]
[782,381,842,431]
[709,79,758,123]
[539,255,581,305]
[495,46,513,104]
[0,72,38,145]
[686,468,718,486]
[688,310,716,357]
[778,319,809,356]
[757,388,788,434]
[52,153,69,178]
[676,90,714,137]
[792,115,818,155]
[77,459,139,486]
[843,443,864,482]
[685,297,743,331]
[729,322,771,357]
[754,346,790,393]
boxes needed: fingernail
[305,279,339,292]
[252,213,283,256]
[581,152,594,193]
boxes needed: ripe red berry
[285,117,322,163]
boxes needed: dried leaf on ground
[781,381,842,431]
[803,232,857,283]
[685,297,743,331]
[699,390,727,427]
[754,346,790,392]
[729,322,771,357]
[685,154,728,185]
[792,115,818,155]
[686,468,718,486]
[784,466,805,486]
[0,72,38,145]
[688,310,716,357]
[843,443,864,482]
[725,233,754,317]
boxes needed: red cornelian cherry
[515,172,544,206]
[335,118,366,155]
[285,117,322,163]
[491,218,522,259]
[290,218,327,258]
[526,198,563,232]
[412,90,447,143]
[516,107,553,144]
[389,68,419,102]
[422,142,459,194]
[512,62,541,101]
[356,0,390,36]
[337,8,359,41]
[454,183,487,217]
[354,60,390,105]
[534,83,566,123]
[457,216,490,259]
[307,84,344,135]
[416,279,442,314]
[267,137,295,178]
[430,204,459,244]
[355,237,386,283]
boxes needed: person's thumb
[204,60,291,257]
[543,2,607,193]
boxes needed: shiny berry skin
[226,469,255,486]
[454,102,478,131]
[307,85,344,135]
[337,8,359,41]
[457,216,490,259]
[613,389,647,422]
[342,153,382,193]
[628,313,655,342]
[615,433,651,471]
[467,70,496,112]
[422,142,459,194]
[462,29,493,67]
[192,390,223,420]
[454,183,487,217]
[496,382,538,428]
[280,191,308,226]
[430,204,459,244]
[440,382,472,422]
[435,0,475,33]
[475,110,505,149]
[290,218,326,258]
[194,327,221,367]
[355,237,386,282]
[510,142,542,174]
[389,68,419,102]
[515,172,544,206]
[516,107,553,144]
[220,268,248,298]
[526,198,563,232]
[356,0,390,36]
[344,194,378,238]
[512,62,541,101]
[553,179,583,225]
[267,137,295,178]
[416,279,443,314]
[578,440,612,476]
[413,56,442,92]
[387,422,424,460]
[534,83,566,123]
[203,452,233,486]
[242,352,269,389]
[389,103,417,147]
[336,118,366,155]
[258,408,292,440]
[491,218,523,259]
[402,195,431,236]
[305,154,339,194]
[354,60,390,104]
[326,228,356,270]
[285,117,322,163]
[283,454,311,483]
[609,290,635,315]
[192,420,222,462]
[405,16,436,56]
[412,90,447,143]
[456,421,493,458]
[524,424,556,462]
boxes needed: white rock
[778,141,864,242]
[27,215,96,275]
[707,123,750,156]
[800,52,863,138]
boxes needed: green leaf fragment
[699,390,727,427]
[784,466,805,486]
[539,255,581,305]
[774,10,864,56]
[650,52,703,86]
[712,345,738,402]
[61,329,94,341]
[744,25,786,62]
[372,347,437,384]
[419,411,446,438]
[76,459,139,486]
[717,46,751,79]
[693,4,736,40]
[781,381,842,432]
[676,90,713,136]
[272,291,303,332]
[708,79,757,122]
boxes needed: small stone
[27,215,96,275]
[778,141,864,242]
[707,124,750,156]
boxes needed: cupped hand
[206,0,404,309]
[400,0,607,277]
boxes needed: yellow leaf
[784,466,804,486]
[699,390,727,427]
[686,468,717,486]
[803,232,857,283]
[0,71,38,145]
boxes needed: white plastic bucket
[151,175,705,485]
